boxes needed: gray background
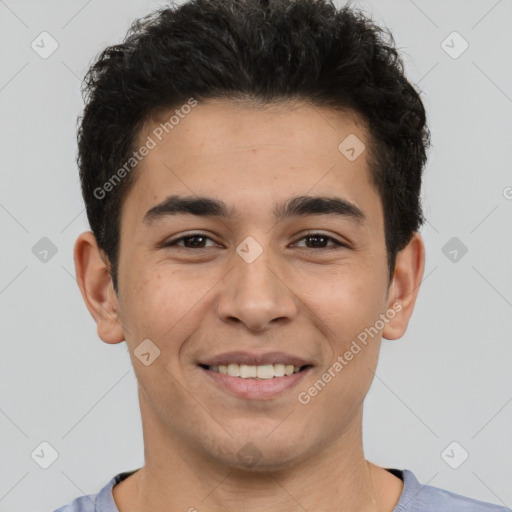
[0,0,511,510]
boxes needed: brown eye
[164,233,217,249]
[294,233,345,250]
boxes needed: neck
[113,392,402,512]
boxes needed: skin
[74,99,425,512]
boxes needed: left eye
[294,233,345,250]
[164,233,345,250]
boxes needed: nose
[216,243,298,332]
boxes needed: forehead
[120,99,382,231]
[145,99,369,164]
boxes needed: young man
[54,0,509,511]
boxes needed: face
[77,99,423,471]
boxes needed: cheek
[301,261,387,334]
[117,266,172,341]
[300,265,388,388]
[119,265,216,348]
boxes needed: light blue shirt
[53,468,510,511]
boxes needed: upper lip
[199,351,314,367]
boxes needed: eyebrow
[143,194,365,225]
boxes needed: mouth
[198,363,313,378]
[197,363,314,400]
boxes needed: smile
[201,363,312,379]
[198,363,314,399]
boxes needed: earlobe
[382,232,425,340]
[73,231,125,344]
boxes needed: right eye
[163,233,219,249]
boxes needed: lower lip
[199,366,313,400]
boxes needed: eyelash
[163,232,348,251]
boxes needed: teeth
[227,363,240,377]
[274,363,285,377]
[256,365,273,379]
[209,363,303,379]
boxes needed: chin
[208,434,310,473]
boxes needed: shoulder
[395,469,510,512]
[52,470,139,512]
[52,492,99,512]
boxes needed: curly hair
[77,0,430,291]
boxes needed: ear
[382,232,425,340]
[73,231,125,344]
